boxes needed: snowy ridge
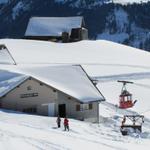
[1,39,150,67]
[113,0,150,4]
[55,0,109,8]
[55,0,150,8]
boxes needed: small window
[23,107,37,113]
[82,104,89,110]
[77,103,93,111]
[89,103,93,110]
[53,89,56,92]
[27,86,32,91]
[76,104,80,111]
[40,83,43,86]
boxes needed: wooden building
[24,16,88,42]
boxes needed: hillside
[1,39,150,149]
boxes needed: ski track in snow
[1,102,150,150]
[92,72,150,83]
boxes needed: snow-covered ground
[1,39,150,149]
[0,102,150,150]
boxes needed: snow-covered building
[0,66,104,122]
[24,16,88,42]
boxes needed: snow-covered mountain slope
[112,0,150,4]
[97,7,150,50]
[1,39,150,149]
[55,0,150,6]
[1,37,150,148]
[1,39,150,66]
[0,101,150,150]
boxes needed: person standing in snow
[64,117,69,131]
[121,116,126,126]
[56,116,61,128]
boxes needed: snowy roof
[0,65,104,103]
[25,16,84,36]
[0,45,15,65]
[1,39,150,68]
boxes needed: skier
[64,117,69,131]
[56,116,61,128]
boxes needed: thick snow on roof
[0,65,104,102]
[1,39,150,68]
[25,16,83,36]
[0,70,28,97]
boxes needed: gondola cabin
[118,81,137,109]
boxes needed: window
[40,83,43,86]
[76,104,80,111]
[23,107,37,113]
[53,89,56,92]
[76,103,93,111]
[81,104,89,110]
[89,103,93,110]
[27,86,32,91]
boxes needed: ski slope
[0,102,150,150]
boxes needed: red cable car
[118,81,137,109]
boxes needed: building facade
[0,77,100,123]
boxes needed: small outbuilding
[24,16,88,42]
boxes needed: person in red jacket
[64,117,69,131]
